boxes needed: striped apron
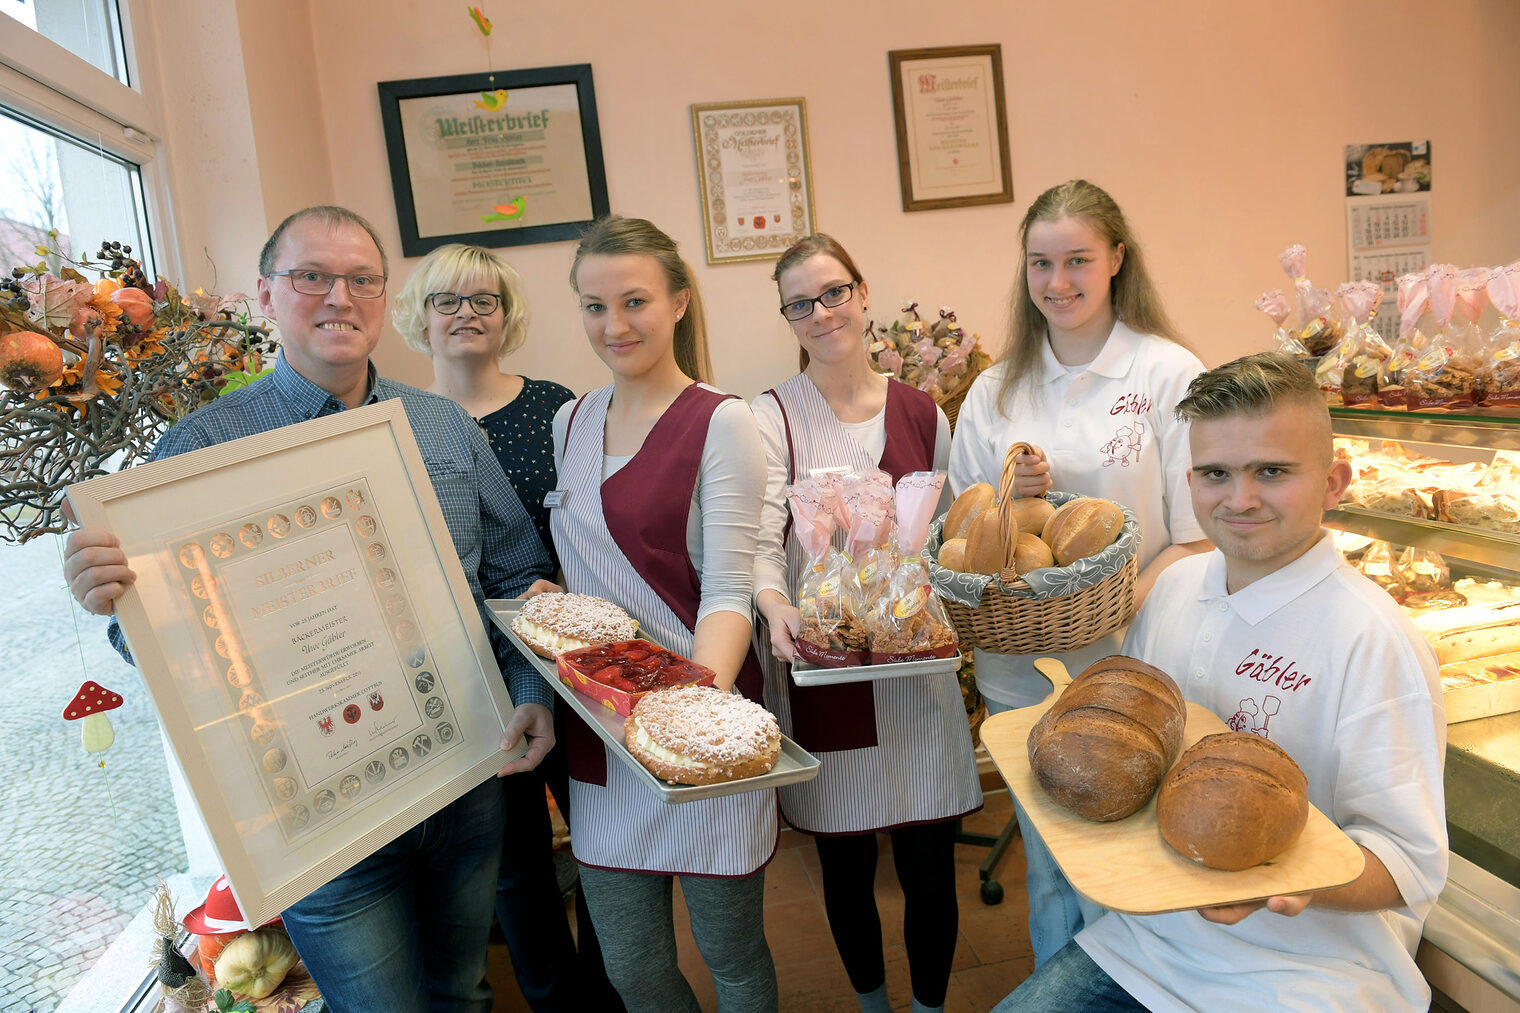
[550,383,778,876]
[759,374,982,835]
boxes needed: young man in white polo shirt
[996,351,1447,1013]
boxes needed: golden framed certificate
[888,45,1014,212]
[67,401,524,925]
[691,97,817,264]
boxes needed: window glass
[0,0,128,84]
[0,106,180,1012]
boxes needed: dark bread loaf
[1156,732,1309,870]
[1026,655,1186,821]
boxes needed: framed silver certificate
[691,97,817,264]
[67,400,524,926]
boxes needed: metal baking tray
[487,599,819,803]
[790,651,963,687]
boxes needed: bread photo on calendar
[556,641,716,716]
[510,591,639,658]
[625,685,782,786]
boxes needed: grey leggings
[577,864,778,1013]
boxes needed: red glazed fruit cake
[556,641,717,715]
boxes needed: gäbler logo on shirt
[1108,392,1153,416]
[1234,649,1314,691]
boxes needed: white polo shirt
[1077,534,1447,1013]
[946,322,1206,705]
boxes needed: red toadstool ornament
[63,680,124,819]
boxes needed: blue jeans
[992,940,1146,1012]
[985,696,1102,967]
[282,777,504,1013]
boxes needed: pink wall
[224,0,1520,397]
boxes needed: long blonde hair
[569,216,714,385]
[999,179,1183,413]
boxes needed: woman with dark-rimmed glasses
[752,234,981,1013]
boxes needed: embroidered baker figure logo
[1228,694,1282,738]
[1100,420,1146,468]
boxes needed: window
[0,3,204,1011]
[0,0,128,84]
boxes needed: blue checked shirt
[108,355,555,709]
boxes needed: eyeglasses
[426,292,502,315]
[267,270,387,298]
[779,281,857,321]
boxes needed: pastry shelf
[1329,406,1520,452]
[1323,506,1520,574]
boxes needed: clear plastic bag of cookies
[1396,546,1449,594]
[1406,264,1480,410]
[1335,281,1389,407]
[1478,261,1520,408]
[1357,540,1405,596]
[786,478,864,667]
[1256,289,1307,357]
[1280,245,1341,357]
[837,470,897,631]
[869,471,959,663]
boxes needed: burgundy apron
[551,383,777,875]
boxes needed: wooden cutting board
[980,658,1365,915]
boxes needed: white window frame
[0,3,196,1011]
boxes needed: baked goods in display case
[625,685,781,786]
[1156,732,1309,871]
[1328,425,1520,720]
[512,592,639,658]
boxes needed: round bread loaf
[944,483,995,540]
[1007,497,1056,538]
[1157,732,1309,870]
[938,537,967,572]
[1026,655,1186,821]
[1012,532,1054,574]
[1042,498,1124,566]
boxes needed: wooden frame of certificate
[378,64,610,257]
[66,401,524,926]
[888,45,1014,212]
[690,97,817,264]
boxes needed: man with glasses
[63,205,556,1012]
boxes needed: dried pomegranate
[0,330,65,391]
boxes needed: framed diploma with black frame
[66,401,525,926]
[377,64,610,256]
[888,45,1014,212]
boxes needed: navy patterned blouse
[479,377,576,572]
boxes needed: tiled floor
[488,788,1032,1012]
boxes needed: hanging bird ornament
[474,88,509,111]
[467,5,492,35]
[63,680,123,821]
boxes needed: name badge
[543,490,567,509]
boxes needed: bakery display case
[1324,406,1520,1010]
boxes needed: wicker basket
[930,448,1139,654]
[939,382,970,433]
[940,554,1137,655]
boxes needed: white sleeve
[551,397,576,471]
[947,367,1006,497]
[932,404,953,517]
[694,398,764,626]
[751,392,792,605]
[1153,349,1207,543]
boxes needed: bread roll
[1012,532,1054,574]
[1007,497,1056,538]
[1042,498,1124,565]
[1026,655,1185,821]
[938,538,967,572]
[1157,732,1309,870]
[944,483,995,540]
[965,509,1015,575]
